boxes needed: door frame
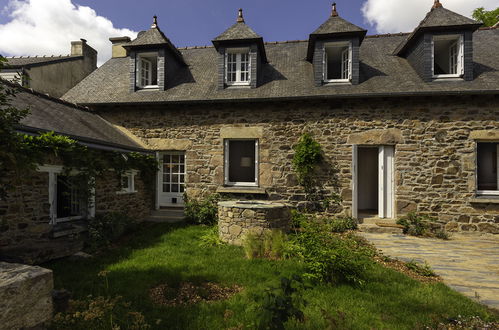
[352,145,395,219]
[156,151,186,209]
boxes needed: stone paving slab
[359,232,499,310]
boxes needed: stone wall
[218,201,291,245]
[0,262,53,329]
[100,94,499,233]
[0,167,153,264]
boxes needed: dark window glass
[56,175,83,218]
[228,140,256,183]
[477,143,498,190]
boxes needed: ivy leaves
[292,133,323,189]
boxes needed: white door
[159,152,185,207]
[352,145,394,219]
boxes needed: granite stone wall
[100,95,499,233]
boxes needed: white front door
[352,145,394,219]
[158,152,185,207]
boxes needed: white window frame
[432,34,464,79]
[323,41,352,84]
[224,139,259,187]
[37,165,95,224]
[116,170,138,194]
[225,48,251,86]
[476,143,499,196]
[136,52,158,89]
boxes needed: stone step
[145,208,185,223]
[358,224,404,234]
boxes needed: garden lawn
[45,223,498,329]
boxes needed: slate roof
[310,15,366,36]
[395,6,481,55]
[5,55,83,68]
[62,28,499,106]
[2,81,145,152]
[213,22,261,41]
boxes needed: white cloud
[0,0,137,65]
[362,0,498,34]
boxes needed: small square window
[118,171,137,194]
[323,41,351,83]
[136,53,158,88]
[477,143,499,196]
[224,139,258,186]
[225,49,250,86]
[432,35,463,79]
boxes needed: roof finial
[151,15,158,28]
[237,8,245,23]
[432,0,443,9]
[331,3,338,17]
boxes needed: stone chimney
[71,39,96,57]
[109,36,131,58]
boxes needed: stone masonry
[218,200,291,245]
[101,94,499,234]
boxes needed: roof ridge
[0,78,93,113]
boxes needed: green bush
[199,225,226,247]
[288,218,375,285]
[243,230,288,260]
[406,260,436,277]
[329,216,358,233]
[397,212,432,236]
[87,212,135,251]
[184,194,220,225]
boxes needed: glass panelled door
[159,152,185,206]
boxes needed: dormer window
[432,35,463,79]
[324,41,352,83]
[225,49,251,86]
[136,52,158,88]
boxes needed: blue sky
[0,0,495,64]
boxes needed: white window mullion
[224,140,229,184]
[348,42,353,80]
[322,44,327,82]
[459,35,464,76]
[255,140,259,184]
[236,53,242,83]
[431,37,435,77]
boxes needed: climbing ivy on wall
[292,133,323,189]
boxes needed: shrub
[87,212,135,251]
[256,275,306,329]
[329,216,358,233]
[396,212,432,236]
[184,194,220,225]
[199,225,226,247]
[406,260,436,277]
[243,230,288,260]
[50,295,150,330]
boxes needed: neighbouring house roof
[5,55,83,69]
[62,28,499,106]
[123,16,185,65]
[1,80,146,152]
[395,4,482,56]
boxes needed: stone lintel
[347,128,403,145]
[145,138,193,151]
[220,126,263,139]
[469,130,499,141]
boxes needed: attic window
[323,41,352,83]
[432,35,463,79]
[225,48,250,86]
[136,52,158,89]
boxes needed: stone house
[1,39,97,98]
[61,1,499,234]
[0,80,153,263]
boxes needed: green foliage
[472,7,499,27]
[199,225,226,247]
[435,229,450,240]
[243,230,288,260]
[397,212,432,236]
[184,194,220,225]
[287,214,375,285]
[406,260,437,277]
[86,212,136,251]
[329,216,358,233]
[292,133,323,188]
[50,295,150,330]
[256,275,306,329]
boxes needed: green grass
[44,223,497,329]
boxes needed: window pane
[180,165,185,173]
[179,185,184,192]
[171,154,180,163]
[179,154,185,163]
[163,174,170,184]
[121,176,129,189]
[163,184,170,193]
[172,174,179,183]
[477,143,498,190]
[172,164,180,173]
[56,175,83,218]
[172,184,179,193]
[434,37,460,75]
[179,174,185,183]
[228,140,256,183]
[326,45,349,80]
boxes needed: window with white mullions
[432,34,463,78]
[136,52,158,88]
[477,143,499,196]
[162,154,185,194]
[324,41,352,83]
[56,175,86,220]
[225,50,251,85]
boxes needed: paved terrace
[360,232,499,310]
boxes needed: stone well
[218,200,291,245]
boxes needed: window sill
[136,86,159,91]
[116,190,138,195]
[323,80,351,85]
[225,84,251,89]
[217,186,266,194]
[470,196,499,204]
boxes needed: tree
[472,7,499,27]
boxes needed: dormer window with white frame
[225,48,251,86]
[432,34,464,79]
[136,52,158,89]
[323,41,352,83]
